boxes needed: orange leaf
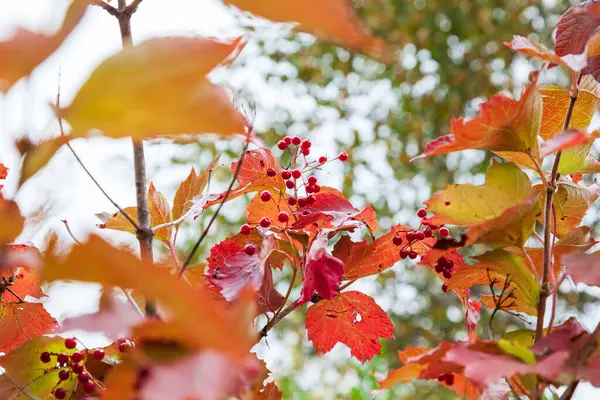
[224,0,393,63]
[17,136,70,188]
[148,183,173,244]
[306,291,394,362]
[1,260,45,302]
[172,157,219,222]
[505,35,586,72]
[0,302,56,354]
[59,37,247,139]
[0,164,7,180]
[0,0,87,92]
[246,192,294,230]
[0,195,24,244]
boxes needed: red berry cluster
[437,373,455,386]
[434,256,455,279]
[393,208,454,261]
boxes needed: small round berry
[292,169,301,179]
[423,228,433,237]
[284,136,292,145]
[281,170,292,180]
[54,388,67,399]
[71,352,83,363]
[445,373,455,386]
[292,136,302,145]
[442,270,452,279]
[399,248,409,259]
[408,250,418,259]
[277,141,287,150]
[313,184,321,193]
[266,168,277,177]
[306,195,316,205]
[78,371,91,383]
[40,352,51,363]
[260,191,272,202]
[58,369,70,381]
[64,337,77,350]
[417,208,428,218]
[308,176,318,185]
[445,259,454,269]
[244,244,257,256]
[72,362,84,374]
[435,263,444,273]
[338,152,349,161]
[318,156,327,164]
[301,140,311,149]
[92,349,105,361]
[83,380,96,394]
[416,231,426,241]
[288,197,297,206]
[437,374,446,382]
[57,353,69,365]
[277,212,290,223]
[119,342,131,353]
[297,198,307,207]
[392,235,403,246]
[406,231,416,242]
[306,185,314,194]
[438,256,449,268]
[441,283,449,293]
[260,218,271,228]
[439,227,450,237]
[302,148,310,156]
[240,224,251,235]
[285,180,295,189]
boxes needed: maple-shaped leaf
[172,157,219,222]
[59,37,247,139]
[208,236,275,301]
[0,0,87,92]
[43,235,254,355]
[505,35,586,72]
[339,225,435,280]
[1,246,45,301]
[536,179,600,237]
[564,251,600,287]
[148,183,173,244]
[425,161,532,227]
[60,293,143,339]
[223,0,393,63]
[447,250,540,315]
[306,291,394,362]
[539,75,600,140]
[247,192,294,230]
[0,195,25,244]
[0,302,56,354]
[416,78,542,160]
[16,135,70,188]
[299,230,344,303]
[0,336,80,399]
[555,1,600,59]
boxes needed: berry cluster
[437,373,455,386]
[434,256,455,279]
[392,208,452,261]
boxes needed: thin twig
[61,219,82,245]
[265,267,297,330]
[120,288,144,318]
[259,299,301,338]
[530,153,549,188]
[89,0,119,16]
[127,0,145,13]
[548,205,559,335]
[535,78,579,343]
[559,381,579,400]
[6,288,24,303]
[1,372,39,400]
[178,136,251,277]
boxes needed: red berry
[408,250,418,259]
[286,180,295,189]
[260,218,271,228]
[392,235,403,246]
[446,259,454,269]
[445,373,455,386]
[424,228,433,237]
[297,198,307,207]
[119,342,131,353]
[306,185,314,194]
[277,212,290,223]
[306,195,316,205]
[92,349,105,361]
[319,156,327,164]
[71,352,83,363]
[281,170,292,180]
[72,362,84,374]
[58,369,70,381]
[240,224,251,235]
[83,381,96,394]
[435,264,444,273]
[338,152,348,161]
[301,140,311,149]
[40,352,51,363]
[438,256,449,268]
[260,191,272,202]
[292,169,301,179]
[266,168,277,177]
[78,371,90,383]
[292,136,302,145]
[284,136,292,145]
[399,248,409,259]
[406,231,416,242]
[439,227,450,237]
[437,374,446,382]
[54,388,67,399]
[313,184,321,193]
[443,270,452,279]
[417,208,428,218]
[442,283,449,293]
[288,197,297,206]
[277,141,287,150]
[308,176,317,185]
[416,231,425,241]
[57,353,69,365]
[64,337,77,350]
[302,148,310,156]
[244,244,256,256]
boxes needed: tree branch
[559,381,579,400]
[89,0,119,16]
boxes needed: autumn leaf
[59,37,247,139]
[299,230,344,303]
[0,0,87,92]
[0,195,25,244]
[172,157,220,222]
[257,264,285,315]
[247,192,294,230]
[223,0,393,63]
[0,302,56,354]
[541,130,600,157]
[306,291,394,362]
[148,183,173,244]
[564,251,600,287]
[0,164,7,180]
[96,206,138,235]
[16,135,70,188]
[1,246,45,301]
[555,1,600,59]
[416,78,542,160]
[505,35,586,72]
[558,142,600,175]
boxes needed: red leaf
[0,302,56,354]
[541,130,600,157]
[0,164,7,180]
[257,265,284,314]
[306,291,394,362]
[207,238,244,271]
[564,251,600,287]
[555,1,600,58]
[1,245,44,301]
[299,230,344,303]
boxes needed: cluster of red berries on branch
[435,256,455,279]
[437,373,455,386]
[393,208,452,261]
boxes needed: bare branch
[127,0,145,13]
[61,219,82,245]
[90,0,119,16]
[559,381,579,400]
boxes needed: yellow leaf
[59,37,247,139]
[96,207,138,235]
[148,183,172,244]
[558,142,600,175]
[17,136,70,188]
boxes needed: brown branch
[178,136,251,277]
[127,0,145,13]
[61,219,82,245]
[89,0,119,16]
[535,79,579,343]
[559,381,579,400]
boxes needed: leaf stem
[1,372,39,400]
[530,152,549,188]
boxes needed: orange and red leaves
[60,37,247,139]
[417,78,542,160]
[223,0,393,63]
[0,302,56,355]
[505,35,586,72]
[306,291,393,362]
